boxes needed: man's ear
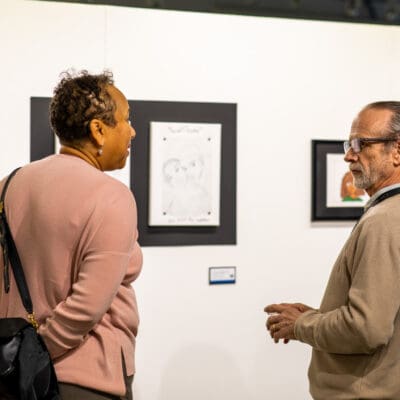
[88,119,106,147]
[393,140,400,166]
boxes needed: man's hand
[264,303,314,343]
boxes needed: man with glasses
[265,101,400,399]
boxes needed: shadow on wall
[157,343,251,400]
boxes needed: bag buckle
[27,313,39,330]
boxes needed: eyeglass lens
[343,138,361,154]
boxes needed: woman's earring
[97,147,103,156]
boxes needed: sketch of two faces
[162,144,209,218]
[149,121,221,226]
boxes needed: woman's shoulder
[99,173,134,202]
[19,154,135,205]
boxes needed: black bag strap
[0,168,37,327]
[0,167,22,295]
[369,187,400,208]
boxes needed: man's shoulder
[358,196,400,232]
[369,193,400,215]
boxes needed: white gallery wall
[2,1,400,399]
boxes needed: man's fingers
[266,315,281,330]
[272,325,285,341]
[269,322,279,334]
[264,304,278,313]
[270,321,296,342]
[265,302,314,314]
[264,304,287,313]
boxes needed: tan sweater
[295,195,400,399]
[0,154,143,396]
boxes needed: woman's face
[101,85,135,171]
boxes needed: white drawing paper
[149,121,222,226]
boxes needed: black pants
[59,375,133,400]
[59,354,133,400]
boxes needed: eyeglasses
[343,137,397,154]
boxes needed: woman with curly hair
[0,70,142,400]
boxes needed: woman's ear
[88,119,106,147]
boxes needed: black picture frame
[30,98,237,246]
[311,139,364,221]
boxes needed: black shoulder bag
[0,168,59,400]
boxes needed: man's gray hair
[366,101,400,138]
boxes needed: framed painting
[311,140,367,221]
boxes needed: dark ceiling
[37,0,400,24]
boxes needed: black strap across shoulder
[369,187,400,208]
[0,167,34,314]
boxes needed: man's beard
[351,160,391,190]
[352,167,374,189]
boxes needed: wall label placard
[209,267,236,285]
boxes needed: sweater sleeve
[38,185,138,359]
[294,212,400,354]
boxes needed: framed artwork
[311,140,367,221]
[30,98,236,246]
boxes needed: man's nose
[344,148,358,163]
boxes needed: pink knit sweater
[0,154,142,396]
